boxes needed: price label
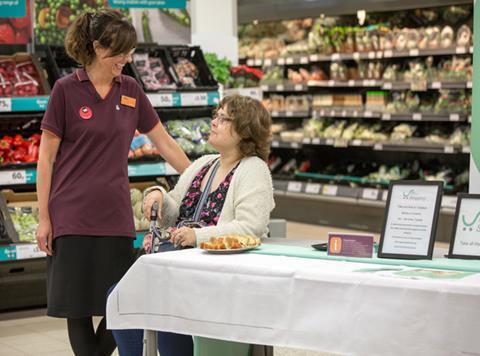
[444,146,455,154]
[363,80,374,87]
[254,59,262,66]
[300,57,309,64]
[353,52,361,60]
[362,188,379,200]
[409,49,419,56]
[328,80,335,87]
[374,143,383,150]
[287,181,302,193]
[364,111,373,118]
[277,58,286,65]
[261,85,269,91]
[467,81,473,89]
[0,97,12,112]
[323,185,338,196]
[294,84,304,91]
[431,82,442,89]
[286,57,294,65]
[334,139,348,147]
[271,141,280,147]
[246,59,254,66]
[382,113,391,120]
[16,244,46,260]
[470,46,474,53]
[455,47,467,54]
[449,114,460,121]
[353,111,359,117]
[0,170,27,185]
[271,111,279,117]
[331,53,341,61]
[383,82,392,90]
[240,88,262,101]
[341,110,347,117]
[462,146,471,154]
[412,113,422,121]
[330,110,336,116]
[291,142,300,149]
[352,139,362,146]
[264,59,272,66]
[376,51,383,58]
[305,183,321,195]
[286,111,294,117]
[312,138,321,145]
[276,84,285,91]
[368,52,375,59]
[302,137,311,144]
[310,54,319,61]
[180,93,207,106]
[326,138,334,145]
[384,50,393,58]
[348,80,355,87]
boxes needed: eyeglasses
[212,113,233,125]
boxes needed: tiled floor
[0,222,379,356]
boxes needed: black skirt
[47,235,135,318]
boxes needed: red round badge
[79,106,93,120]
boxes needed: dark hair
[217,95,272,162]
[65,9,137,66]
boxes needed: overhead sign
[109,0,186,8]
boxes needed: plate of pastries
[199,235,261,254]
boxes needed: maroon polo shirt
[41,69,159,239]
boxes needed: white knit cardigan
[146,154,275,246]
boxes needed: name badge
[121,95,136,108]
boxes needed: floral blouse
[176,160,238,227]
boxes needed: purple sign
[328,233,374,258]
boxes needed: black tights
[67,317,117,356]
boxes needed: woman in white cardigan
[142,94,275,249]
[112,95,275,356]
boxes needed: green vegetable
[204,52,231,85]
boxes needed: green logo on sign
[462,211,480,231]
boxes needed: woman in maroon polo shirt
[35,9,190,356]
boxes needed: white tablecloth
[107,248,480,356]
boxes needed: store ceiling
[238,0,472,23]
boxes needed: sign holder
[378,180,443,260]
[448,193,480,259]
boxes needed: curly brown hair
[217,95,272,162]
[65,9,136,66]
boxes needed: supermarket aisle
[0,222,341,356]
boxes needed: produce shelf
[312,109,469,122]
[0,162,178,187]
[306,80,471,90]
[271,110,310,118]
[147,91,220,107]
[260,83,309,92]
[272,138,468,154]
[245,46,474,67]
[273,179,458,209]
[0,96,50,112]
[0,232,147,262]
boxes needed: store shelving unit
[238,3,473,238]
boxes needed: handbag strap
[192,158,220,222]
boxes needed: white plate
[201,246,260,254]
